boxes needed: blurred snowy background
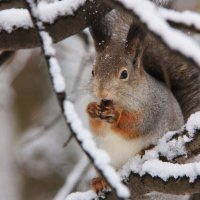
[0,31,95,200]
[0,0,200,200]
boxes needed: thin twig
[63,134,73,148]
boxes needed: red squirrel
[86,10,184,193]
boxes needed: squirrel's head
[89,11,147,108]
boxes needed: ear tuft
[126,24,140,45]
[89,18,111,52]
[126,23,145,50]
[85,0,111,51]
[126,24,146,69]
[126,23,146,54]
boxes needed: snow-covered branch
[159,7,200,33]
[0,0,111,50]
[0,0,86,33]
[0,0,175,51]
[25,1,130,200]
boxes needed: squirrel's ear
[89,18,111,52]
[126,23,145,52]
[85,0,111,51]
[126,24,146,67]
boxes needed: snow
[49,57,66,93]
[65,190,97,200]
[40,31,56,56]
[186,111,200,135]
[157,130,187,160]
[141,159,200,182]
[0,9,32,33]
[0,0,86,33]
[159,8,200,31]
[38,0,86,23]
[157,112,200,160]
[119,0,200,66]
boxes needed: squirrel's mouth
[100,99,113,109]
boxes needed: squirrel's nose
[99,90,110,100]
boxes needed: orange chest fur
[89,111,140,139]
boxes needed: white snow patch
[49,57,66,93]
[65,190,97,200]
[157,130,187,160]
[38,0,86,23]
[0,9,32,33]
[141,159,200,182]
[40,31,56,56]
[157,112,200,160]
[186,111,200,135]
[0,0,86,33]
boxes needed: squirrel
[86,10,185,193]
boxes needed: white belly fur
[95,131,158,169]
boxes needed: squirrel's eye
[92,70,94,76]
[120,70,128,80]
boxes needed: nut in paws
[100,105,119,123]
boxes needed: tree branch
[0,0,26,10]
[158,8,200,34]
[104,173,200,200]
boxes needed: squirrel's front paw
[87,102,101,118]
[100,105,120,123]
[91,177,108,194]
